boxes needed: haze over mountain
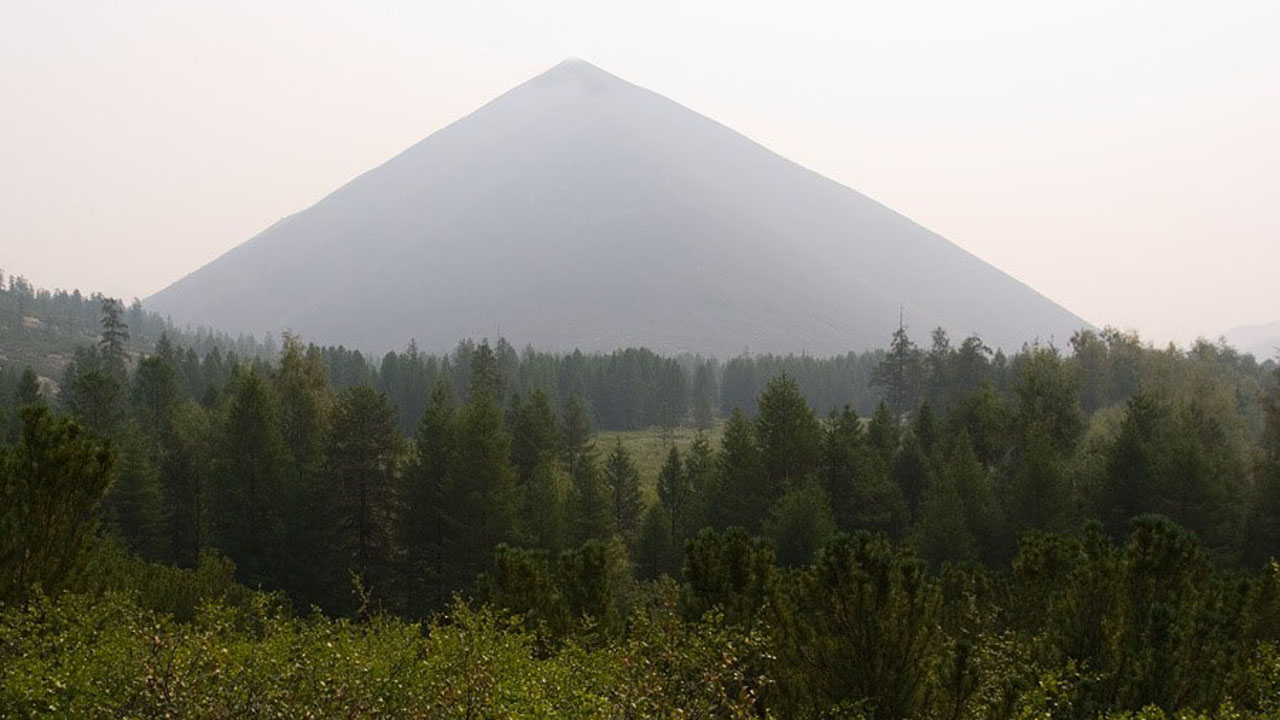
[147,59,1090,356]
[1225,319,1280,361]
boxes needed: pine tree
[893,431,933,521]
[602,438,643,537]
[509,389,560,485]
[947,430,998,564]
[866,401,900,467]
[400,380,458,615]
[98,297,130,381]
[448,382,520,589]
[272,334,333,603]
[764,480,838,568]
[923,327,955,411]
[131,353,179,437]
[915,462,977,569]
[568,451,615,544]
[17,367,41,406]
[821,406,907,538]
[103,428,169,561]
[522,460,566,552]
[683,432,717,534]
[755,374,822,492]
[634,503,676,580]
[1004,422,1072,535]
[1012,345,1083,457]
[63,347,123,436]
[327,386,403,611]
[872,320,924,416]
[469,339,503,403]
[682,527,776,626]
[712,409,768,532]
[0,406,115,602]
[657,447,689,539]
[212,369,291,586]
[561,394,595,478]
[1245,366,1280,566]
[692,362,718,430]
[163,401,214,567]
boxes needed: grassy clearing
[596,423,724,502]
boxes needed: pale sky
[2,1,1278,347]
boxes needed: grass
[596,423,724,502]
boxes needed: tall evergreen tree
[509,389,560,485]
[657,447,689,539]
[683,432,717,534]
[16,367,41,406]
[822,406,909,538]
[400,380,458,615]
[213,369,291,586]
[327,386,402,611]
[446,379,519,590]
[0,406,115,602]
[602,438,643,538]
[712,409,768,532]
[866,401,900,467]
[755,374,822,493]
[764,480,838,568]
[568,451,614,545]
[692,362,718,430]
[561,394,595,478]
[872,321,924,416]
[272,334,333,603]
[97,297,130,381]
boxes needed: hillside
[147,59,1090,356]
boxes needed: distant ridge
[147,59,1091,355]
[1225,318,1280,360]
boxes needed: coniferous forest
[3,280,1280,718]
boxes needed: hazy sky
[2,1,1278,346]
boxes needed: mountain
[147,58,1090,356]
[1225,318,1280,360]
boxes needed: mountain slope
[1225,318,1280,360]
[147,59,1090,355]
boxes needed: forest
[3,284,1280,717]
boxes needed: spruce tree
[692,362,718,430]
[866,401,900,467]
[272,334,333,603]
[602,438,643,537]
[634,503,676,580]
[657,447,688,539]
[509,389,560,485]
[561,394,595,478]
[327,386,402,611]
[764,480,838,568]
[17,367,41,406]
[447,375,519,589]
[568,451,615,544]
[213,369,291,586]
[400,380,458,615]
[712,409,767,532]
[755,374,822,493]
[872,321,924,416]
[915,463,977,569]
[683,432,717,534]
[97,297,130,381]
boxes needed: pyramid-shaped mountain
[147,59,1090,355]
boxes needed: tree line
[2,298,1280,716]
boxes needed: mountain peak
[147,62,1089,355]
[534,57,623,89]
